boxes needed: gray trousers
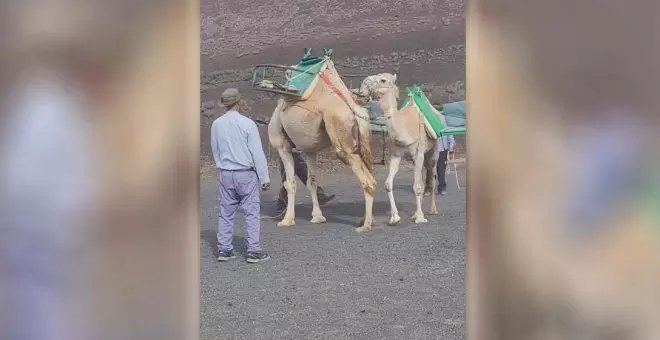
[218,169,261,253]
[278,151,326,202]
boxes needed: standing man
[211,88,271,263]
[434,134,456,195]
[271,149,335,218]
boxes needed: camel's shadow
[201,229,247,257]
[292,200,418,227]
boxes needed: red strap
[319,71,353,108]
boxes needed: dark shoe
[269,200,286,219]
[246,252,271,263]
[438,188,447,195]
[318,194,336,206]
[217,250,236,262]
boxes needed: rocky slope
[201,0,466,165]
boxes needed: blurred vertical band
[469,0,660,339]
[0,1,199,339]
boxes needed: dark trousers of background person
[436,150,448,191]
[278,151,327,203]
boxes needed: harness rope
[316,70,374,162]
[318,71,371,122]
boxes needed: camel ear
[392,73,397,82]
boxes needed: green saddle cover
[401,85,466,136]
[288,48,332,94]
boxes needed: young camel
[359,73,440,225]
[267,60,377,232]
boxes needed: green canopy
[441,100,466,128]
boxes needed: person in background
[272,149,335,218]
[368,99,385,120]
[432,134,455,196]
[211,88,271,263]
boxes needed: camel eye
[380,79,386,83]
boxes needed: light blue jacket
[211,111,270,185]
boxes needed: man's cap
[220,88,241,107]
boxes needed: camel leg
[428,163,439,215]
[385,151,402,225]
[277,148,297,227]
[424,166,434,196]
[305,152,326,224]
[347,154,376,233]
[412,151,428,223]
[322,118,376,233]
[426,149,440,215]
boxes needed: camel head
[359,73,399,101]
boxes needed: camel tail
[356,112,374,173]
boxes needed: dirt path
[200,165,466,339]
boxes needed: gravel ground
[200,164,466,340]
[200,1,466,337]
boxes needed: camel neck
[378,89,414,145]
[379,90,398,118]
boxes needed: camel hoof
[277,219,296,227]
[388,215,401,226]
[429,208,438,215]
[310,215,326,224]
[356,225,372,233]
[413,213,428,224]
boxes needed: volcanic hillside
[201,0,466,166]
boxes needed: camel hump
[401,85,467,138]
[401,85,446,139]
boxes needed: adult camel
[267,53,377,232]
